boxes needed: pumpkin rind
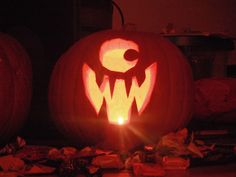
[49,30,194,150]
[0,33,32,143]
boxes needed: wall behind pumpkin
[0,0,113,143]
[112,0,236,64]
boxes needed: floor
[23,163,236,177]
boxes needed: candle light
[117,116,124,125]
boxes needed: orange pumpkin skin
[0,33,32,143]
[49,30,194,150]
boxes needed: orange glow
[117,116,124,125]
[82,63,157,125]
[99,38,139,73]
[82,38,157,125]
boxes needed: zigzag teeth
[96,70,146,98]
[96,71,104,87]
[135,70,145,87]
[125,77,133,96]
[109,77,116,97]
[101,73,146,98]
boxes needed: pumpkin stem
[112,1,125,27]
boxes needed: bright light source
[117,116,124,125]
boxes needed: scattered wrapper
[162,156,190,170]
[0,172,19,177]
[133,163,165,176]
[187,142,204,158]
[48,148,62,160]
[75,146,112,162]
[61,147,77,157]
[87,165,100,175]
[156,128,204,158]
[58,159,78,177]
[58,158,88,177]
[0,155,25,172]
[92,154,124,169]
[16,145,51,162]
[143,145,157,163]
[23,164,55,175]
[77,146,95,158]
[0,130,227,176]
[125,151,143,169]
[48,147,77,161]
[0,137,26,156]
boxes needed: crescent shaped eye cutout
[99,38,139,73]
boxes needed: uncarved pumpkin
[49,30,194,150]
[0,33,32,144]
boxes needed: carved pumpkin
[0,33,32,143]
[49,30,194,150]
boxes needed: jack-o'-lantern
[49,30,194,150]
[0,33,32,144]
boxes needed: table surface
[163,34,235,50]
[21,163,236,177]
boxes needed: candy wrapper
[23,164,55,175]
[0,155,25,172]
[162,156,190,170]
[48,147,77,161]
[125,151,143,169]
[76,147,96,158]
[76,146,111,159]
[0,172,19,177]
[57,158,88,177]
[156,128,203,158]
[16,145,51,162]
[92,154,124,169]
[0,137,26,156]
[133,163,165,176]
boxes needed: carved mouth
[82,62,157,125]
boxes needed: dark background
[0,0,113,144]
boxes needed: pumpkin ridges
[3,35,31,134]
[157,38,188,130]
[49,49,81,143]
[73,39,105,144]
[161,36,193,130]
[49,60,68,138]
[150,37,171,134]
[145,35,192,134]
[0,33,32,143]
[49,36,98,144]
[49,30,194,150]
[0,52,14,137]
[138,36,174,139]
[0,37,17,137]
[10,43,32,98]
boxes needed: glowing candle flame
[117,116,124,125]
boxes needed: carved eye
[124,49,139,61]
[99,38,139,73]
